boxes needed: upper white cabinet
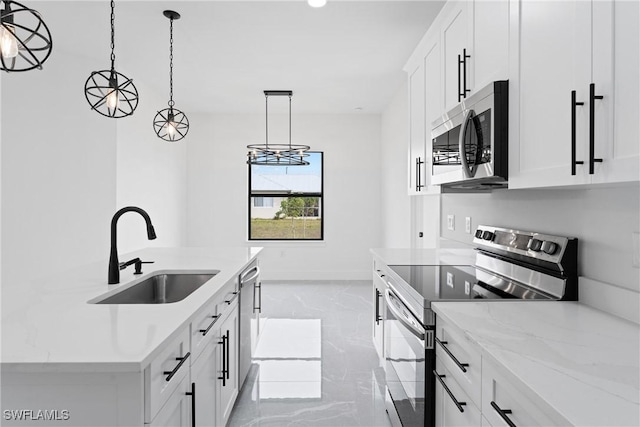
[404,0,509,194]
[509,0,639,189]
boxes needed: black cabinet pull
[186,382,196,427]
[589,83,604,174]
[491,401,516,427]
[571,90,585,175]
[458,48,471,102]
[225,330,231,380]
[163,352,190,382]
[375,289,382,325]
[433,370,466,413]
[217,335,227,386]
[199,315,220,336]
[436,337,469,373]
[416,157,425,191]
[225,291,239,305]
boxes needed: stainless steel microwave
[431,80,508,191]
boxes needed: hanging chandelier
[247,90,310,166]
[84,0,138,118]
[0,0,52,72]
[153,10,189,142]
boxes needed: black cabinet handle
[458,53,462,102]
[458,48,471,102]
[571,90,585,175]
[589,83,604,174]
[186,382,196,427]
[225,291,239,305]
[225,330,230,380]
[163,352,190,382]
[375,289,382,325]
[217,335,227,386]
[491,401,516,427]
[436,337,469,373]
[199,315,220,336]
[433,370,466,413]
[416,157,425,191]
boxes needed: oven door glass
[385,289,431,427]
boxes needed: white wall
[440,185,640,292]
[187,113,382,280]
[380,81,411,248]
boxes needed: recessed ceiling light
[308,0,327,8]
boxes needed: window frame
[248,151,324,241]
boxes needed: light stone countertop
[432,301,640,427]
[1,247,262,373]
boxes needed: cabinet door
[216,301,239,427]
[150,375,191,427]
[372,267,386,365]
[510,0,592,189]
[434,359,482,427]
[191,342,218,427]
[591,0,640,184]
[441,1,471,110]
[408,60,426,195]
[472,0,509,89]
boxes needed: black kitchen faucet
[108,206,156,284]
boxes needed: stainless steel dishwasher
[238,260,261,388]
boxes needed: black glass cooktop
[387,264,552,304]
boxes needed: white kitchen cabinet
[216,299,239,427]
[190,338,218,427]
[509,0,639,189]
[434,358,482,427]
[408,58,427,195]
[149,375,192,427]
[441,1,471,111]
[372,263,386,365]
[471,1,509,90]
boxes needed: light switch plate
[447,215,455,231]
[446,272,454,288]
[465,217,471,234]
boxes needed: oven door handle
[458,108,475,178]
[385,289,425,340]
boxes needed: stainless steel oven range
[383,225,578,427]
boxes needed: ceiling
[30,1,444,114]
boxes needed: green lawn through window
[250,218,322,239]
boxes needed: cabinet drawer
[436,316,482,407]
[435,358,481,427]
[191,298,221,362]
[145,327,191,423]
[217,278,239,316]
[482,358,562,426]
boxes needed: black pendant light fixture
[0,0,52,72]
[153,10,189,142]
[84,0,138,118]
[247,90,310,166]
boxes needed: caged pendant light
[0,0,52,72]
[153,10,189,142]
[247,90,310,166]
[84,0,138,118]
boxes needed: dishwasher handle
[385,289,425,341]
[240,265,260,285]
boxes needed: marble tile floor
[228,280,391,427]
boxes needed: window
[248,152,323,240]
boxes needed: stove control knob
[541,241,558,255]
[474,229,484,239]
[527,238,543,252]
[482,230,494,241]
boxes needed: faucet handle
[134,260,155,275]
[119,257,141,270]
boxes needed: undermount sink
[93,272,218,304]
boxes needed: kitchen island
[1,246,262,426]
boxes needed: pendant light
[84,0,138,118]
[247,90,310,166]
[153,10,189,142]
[0,0,52,72]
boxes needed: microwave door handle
[384,289,425,340]
[459,109,475,178]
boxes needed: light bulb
[308,0,327,7]
[165,121,177,139]
[106,88,119,110]
[0,25,19,59]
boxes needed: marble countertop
[432,301,640,426]
[370,247,477,266]
[1,247,262,373]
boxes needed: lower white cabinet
[190,332,219,427]
[434,358,482,427]
[372,263,386,365]
[216,300,239,427]
[149,375,192,427]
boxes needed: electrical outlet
[464,280,470,295]
[446,272,454,288]
[447,215,455,231]
[633,232,640,268]
[465,217,472,234]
